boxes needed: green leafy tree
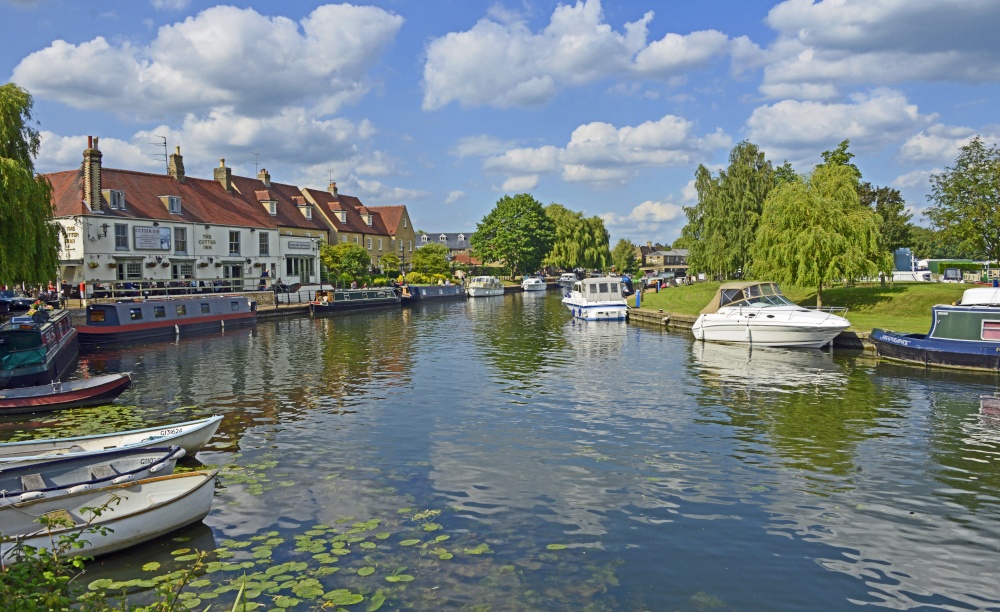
[0,83,60,285]
[775,161,798,184]
[926,136,1000,263]
[610,238,640,275]
[320,242,371,282]
[472,193,556,276]
[378,251,400,276]
[544,203,610,271]
[859,182,912,254]
[909,225,980,260]
[750,164,888,307]
[682,141,775,278]
[411,242,450,276]
[818,139,862,181]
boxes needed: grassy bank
[636,281,970,334]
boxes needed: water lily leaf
[375,532,390,540]
[88,579,114,591]
[175,554,200,562]
[367,591,386,611]
[546,544,568,550]
[360,542,376,549]
[273,595,300,608]
[324,589,365,605]
[142,561,161,571]
[463,543,493,555]
[171,548,192,555]
[399,539,420,546]
[433,535,450,543]
[438,552,453,560]
[358,566,375,576]
[385,575,414,583]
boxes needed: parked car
[0,289,33,314]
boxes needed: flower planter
[161,262,170,267]
[198,262,209,268]
[108,263,118,269]
[145,262,157,268]
[88,261,99,269]
[215,262,223,268]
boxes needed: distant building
[642,248,689,277]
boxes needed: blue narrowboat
[871,287,1000,371]
[0,310,79,389]
[77,294,256,346]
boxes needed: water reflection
[690,342,847,392]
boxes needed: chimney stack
[328,181,338,198]
[168,146,185,182]
[83,136,103,212]
[214,158,232,192]
[646,241,652,248]
[258,168,270,187]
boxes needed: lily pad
[358,566,375,576]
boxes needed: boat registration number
[158,428,183,436]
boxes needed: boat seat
[20,473,46,491]
[90,465,118,480]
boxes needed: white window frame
[175,227,187,254]
[228,230,241,255]
[168,196,181,214]
[114,223,129,250]
[259,232,270,256]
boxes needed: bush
[405,271,431,285]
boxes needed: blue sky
[3,0,999,246]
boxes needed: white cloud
[450,135,515,158]
[479,115,730,187]
[599,199,686,245]
[37,132,165,173]
[758,0,1000,99]
[422,0,738,110]
[13,4,403,119]
[893,169,936,190]
[150,0,189,10]
[745,89,932,166]
[898,124,1000,165]
[444,190,465,204]
[501,176,540,192]
[353,178,429,204]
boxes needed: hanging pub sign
[134,226,172,250]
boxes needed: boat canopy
[573,277,622,302]
[958,287,1000,306]
[699,281,794,314]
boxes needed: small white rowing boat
[0,446,184,505]
[0,470,217,560]
[0,415,222,468]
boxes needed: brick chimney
[83,136,103,212]
[328,181,338,199]
[168,146,185,182]
[214,158,232,192]
[258,168,270,187]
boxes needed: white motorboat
[691,282,850,348]
[466,276,505,297]
[521,276,547,291]
[562,277,628,321]
[0,446,184,505]
[0,415,223,467]
[0,470,217,560]
[558,273,578,287]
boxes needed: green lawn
[637,281,970,334]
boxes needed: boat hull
[0,470,217,560]
[563,300,628,321]
[401,285,466,302]
[0,415,223,466]
[467,287,505,297]
[0,373,131,414]
[871,328,1000,371]
[692,319,847,348]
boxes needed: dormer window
[439,234,446,242]
[158,195,182,214]
[103,189,125,210]
[300,206,312,220]
[364,214,373,226]
[336,211,347,223]
[261,201,277,216]
[458,234,465,242]
[420,234,428,243]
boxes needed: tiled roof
[48,167,278,229]
[418,232,472,250]
[230,175,329,233]
[368,205,405,234]
[304,188,390,236]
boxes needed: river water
[3,291,1000,610]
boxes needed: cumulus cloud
[759,0,1000,99]
[599,199,686,244]
[501,176,540,192]
[479,115,730,188]
[37,132,165,174]
[13,4,403,119]
[898,124,1000,165]
[450,135,516,158]
[444,190,465,204]
[422,0,738,110]
[745,89,932,166]
[150,0,189,10]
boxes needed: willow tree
[750,164,888,307]
[681,141,774,279]
[543,203,611,271]
[0,83,60,285]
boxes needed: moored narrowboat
[309,288,401,315]
[77,294,256,346]
[0,310,79,389]
[871,287,1000,371]
[399,284,466,303]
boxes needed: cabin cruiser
[521,276,547,291]
[466,276,505,297]
[872,286,1000,370]
[558,273,578,288]
[692,282,849,348]
[562,277,628,321]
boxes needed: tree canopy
[471,193,556,276]
[0,83,59,285]
[319,242,370,282]
[859,182,912,255]
[926,136,1000,263]
[411,242,450,275]
[750,164,888,307]
[681,141,775,278]
[543,203,611,271]
[610,238,640,275]
[378,251,401,275]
